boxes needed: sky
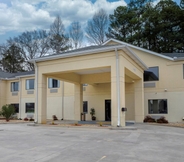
[0,0,181,44]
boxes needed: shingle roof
[161,53,184,58]
[0,71,35,79]
[0,71,14,78]
[38,44,121,59]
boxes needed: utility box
[121,107,127,112]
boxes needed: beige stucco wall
[0,80,7,109]
[6,79,19,106]
[131,48,184,122]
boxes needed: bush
[24,117,29,121]
[52,115,58,120]
[29,118,34,121]
[143,115,156,123]
[0,104,15,121]
[157,116,168,123]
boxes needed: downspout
[115,48,120,127]
[61,81,64,120]
[19,77,22,119]
[33,61,38,123]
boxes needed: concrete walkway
[0,123,183,162]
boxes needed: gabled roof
[161,53,184,58]
[103,38,174,61]
[0,71,35,80]
[29,44,148,70]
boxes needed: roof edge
[28,44,126,63]
[103,39,174,61]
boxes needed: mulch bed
[147,122,184,128]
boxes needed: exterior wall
[47,81,74,120]
[83,83,111,121]
[131,48,184,122]
[0,80,7,109]
[125,83,135,121]
[7,42,184,123]
[20,77,35,119]
[6,79,19,108]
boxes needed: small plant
[29,117,34,121]
[52,115,58,121]
[74,123,78,126]
[90,108,96,121]
[143,115,156,123]
[99,122,103,127]
[24,117,29,121]
[157,116,168,123]
[0,104,15,122]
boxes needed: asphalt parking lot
[0,123,184,162]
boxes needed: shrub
[143,115,156,123]
[29,118,34,121]
[157,116,168,124]
[52,115,58,120]
[24,117,29,121]
[0,104,15,121]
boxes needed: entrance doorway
[105,100,111,121]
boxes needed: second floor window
[26,79,34,90]
[11,82,19,92]
[144,66,159,82]
[48,78,60,88]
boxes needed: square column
[37,74,47,124]
[134,79,144,122]
[74,83,83,121]
[111,61,126,127]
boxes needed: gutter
[28,45,126,63]
[0,74,35,81]
[33,61,38,123]
[18,77,22,119]
[103,38,174,61]
[15,74,35,78]
[173,57,184,61]
[115,48,120,127]
[61,81,64,120]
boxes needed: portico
[30,44,147,127]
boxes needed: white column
[74,83,83,121]
[111,55,126,127]
[37,74,47,124]
[134,79,144,122]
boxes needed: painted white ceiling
[75,67,111,75]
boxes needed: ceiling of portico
[74,67,111,75]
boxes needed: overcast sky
[0,0,180,44]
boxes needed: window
[11,82,19,92]
[11,104,19,113]
[144,67,159,81]
[26,79,34,90]
[25,103,35,113]
[83,101,88,113]
[148,99,168,114]
[48,78,60,88]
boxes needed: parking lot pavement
[0,123,184,162]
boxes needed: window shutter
[57,80,60,87]
[11,83,14,92]
[26,80,29,90]
[49,78,53,88]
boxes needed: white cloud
[0,0,126,36]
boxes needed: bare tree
[86,9,109,45]
[49,15,69,53]
[8,30,50,71]
[69,21,83,49]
